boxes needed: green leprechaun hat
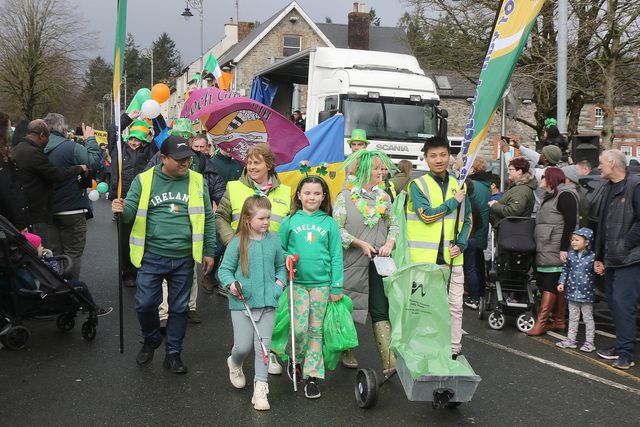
[128,120,151,142]
[169,118,196,138]
[348,128,369,145]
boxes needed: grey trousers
[48,213,87,280]
[230,309,275,383]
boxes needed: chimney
[348,2,370,50]
[237,21,256,42]
[224,17,238,45]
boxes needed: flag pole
[113,0,128,354]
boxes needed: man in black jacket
[594,149,640,370]
[12,120,87,245]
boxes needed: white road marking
[467,335,640,396]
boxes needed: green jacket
[216,171,287,246]
[218,233,287,310]
[279,210,344,294]
[121,165,217,258]
[490,170,537,226]
[468,171,493,250]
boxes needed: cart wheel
[354,368,379,409]
[0,325,30,350]
[516,313,536,333]
[56,313,75,332]
[81,321,97,341]
[488,310,506,330]
[478,296,486,320]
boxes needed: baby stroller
[478,217,537,332]
[0,215,98,350]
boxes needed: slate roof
[218,2,413,67]
[425,69,533,99]
[315,23,412,55]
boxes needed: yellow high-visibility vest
[129,168,205,268]
[228,180,291,232]
[406,174,465,266]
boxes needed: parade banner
[458,0,545,183]
[181,87,309,165]
[276,114,346,203]
[112,0,127,198]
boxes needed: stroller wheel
[516,313,536,333]
[488,311,506,330]
[81,321,97,341]
[56,313,75,332]
[1,325,30,350]
[478,297,487,320]
[355,368,379,409]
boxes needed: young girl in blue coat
[218,196,287,411]
[555,227,596,352]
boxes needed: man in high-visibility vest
[406,136,471,358]
[112,135,216,374]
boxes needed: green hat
[348,128,369,145]
[170,118,196,138]
[128,120,151,142]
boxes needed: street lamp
[180,1,204,88]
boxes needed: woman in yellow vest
[405,136,472,358]
[215,142,291,374]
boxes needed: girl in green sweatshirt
[278,176,343,399]
[218,196,287,411]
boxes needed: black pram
[479,217,538,332]
[0,215,98,350]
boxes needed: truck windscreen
[342,99,436,141]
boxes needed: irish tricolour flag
[204,53,222,80]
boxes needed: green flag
[458,0,545,183]
[112,0,127,198]
[204,53,222,80]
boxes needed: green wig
[341,149,398,188]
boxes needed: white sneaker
[268,352,282,375]
[251,380,270,410]
[227,356,245,389]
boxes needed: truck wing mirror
[318,110,336,124]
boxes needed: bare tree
[400,0,640,147]
[0,0,93,119]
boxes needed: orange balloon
[151,83,170,103]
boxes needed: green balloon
[97,182,109,193]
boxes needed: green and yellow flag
[113,0,127,198]
[458,0,545,183]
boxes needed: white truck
[255,47,451,169]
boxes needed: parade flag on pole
[458,0,545,183]
[112,0,127,199]
[204,53,222,80]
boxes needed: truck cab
[255,47,448,170]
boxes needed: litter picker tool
[287,253,299,391]
[235,284,269,365]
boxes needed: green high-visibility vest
[129,168,205,268]
[406,174,465,266]
[228,181,291,232]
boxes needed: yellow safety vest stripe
[228,181,291,232]
[129,168,206,268]
[406,174,465,266]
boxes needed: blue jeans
[463,238,486,299]
[135,252,194,354]
[605,265,640,360]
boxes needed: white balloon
[88,189,100,201]
[141,99,161,119]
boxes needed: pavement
[1,198,639,426]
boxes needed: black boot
[136,339,162,366]
[163,352,188,374]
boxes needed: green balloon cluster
[97,182,109,194]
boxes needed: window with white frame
[283,35,301,57]
[620,145,632,157]
[594,107,604,129]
